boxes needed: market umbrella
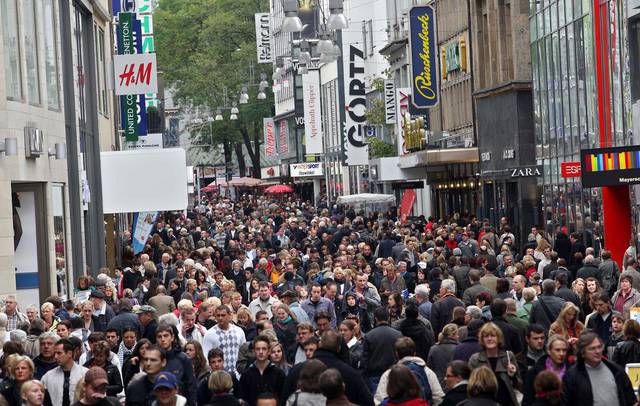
[227,177,264,187]
[201,183,218,193]
[265,184,294,194]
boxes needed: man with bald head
[510,275,528,309]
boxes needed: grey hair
[158,313,179,326]
[584,255,595,264]
[414,284,430,298]
[39,332,60,343]
[577,331,602,360]
[441,279,456,293]
[465,305,482,320]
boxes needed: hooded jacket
[374,356,444,406]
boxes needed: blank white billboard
[101,148,188,213]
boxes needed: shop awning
[398,147,479,169]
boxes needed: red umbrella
[265,184,294,194]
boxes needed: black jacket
[142,318,158,343]
[281,348,373,406]
[164,347,197,405]
[612,339,640,368]
[529,294,565,330]
[361,324,403,376]
[441,383,467,406]
[125,373,156,406]
[491,317,523,354]
[452,336,482,362]
[397,317,435,362]
[430,294,464,335]
[83,360,123,396]
[586,312,613,342]
[106,310,141,337]
[33,356,57,380]
[562,358,636,406]
[457,395,500,406]
[238,362,285,406]
[204,393,242,406]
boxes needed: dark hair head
[489,299,507,318]
[318,330,340,353]
[577,332,602,361]
[533,370,562,405]
[208,348,224,361]
[395,336,416,359]
[144,344,167,361]
[467,319,484,337]
[448,360,471,380]
[405,303,419,319]
[387,365,421,400]
[319,368,345,400]
[55,338,76,354]
[374,307,390,323]
[476,291,493,305]
[526,323,546,337]
[297,359,327,393]
[623,319,640,340]
[496,278,510,293]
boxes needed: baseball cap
[153,372,178,391]
[85,366,109,387]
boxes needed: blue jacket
[301,297,336,328]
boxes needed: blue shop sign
[409,5,439,109]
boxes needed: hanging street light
[327,0,348,30]
[281,0,303,33]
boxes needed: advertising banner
[341,26,369,165]
[384,80,397,124]
[409,5,439,108]
[303,70,323,154]
[132,211,158,254]
[279,120,289,154]
[114,53,158,95]
[561,161,581,178]
[396,88,411,155]
[581,146,640,187]
[117,12,147,141]
[255,13,272,63]
[263,118,276,157]
[290,162,324,177]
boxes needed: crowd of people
[2,194,640,406]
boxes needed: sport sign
[114,53,158,95]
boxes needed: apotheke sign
[290,163,324,177]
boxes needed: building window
[42,0,60,110]
[23,0,40,105]
[2,0,22,100]
[95,24,109,117]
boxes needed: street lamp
[239,87,249,104]
[299,40,312,64]
[281,0,303,33]
[215,109,223,121]
[327,0,348,30]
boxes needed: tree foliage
[154,0,272,176]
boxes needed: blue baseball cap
[153,372,178,390]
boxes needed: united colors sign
[409,5,439,108]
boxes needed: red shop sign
[561,161,581,178]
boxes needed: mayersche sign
[581,145,640,187]
[409,5,439,109]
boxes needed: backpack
[402,361,433,404]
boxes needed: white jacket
[41,363,88,405]
[374,356,444,406]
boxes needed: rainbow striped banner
[584,150,640,172]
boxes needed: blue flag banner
[409,5,439,109]
[132,211,158,254]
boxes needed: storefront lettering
[346,45,366,148]
[510,166,542,177]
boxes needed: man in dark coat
[562,332,636,406]
[430,279,464,335]
[106,302,141,337]
[489,299,523,354]
[282,331,374,406]
[361,307,403,393]
[553,230,571,263]
[529,280,566,331]
[452,320,484,362]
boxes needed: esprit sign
[114,53,158,95]
[561,162,581,178]
[409,5,439,108]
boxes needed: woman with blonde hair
[39,303,59,332]
[1,355,35,406]
[269,342,292,375]
[427,323,459,387]
[457,366,500,406]
[206,370,241,405]
[19,379,45,406]
[273,304,298,358]
[549,302,584,349]
[469,323,521,406]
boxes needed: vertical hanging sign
[384,80,397,124]
[279,120,289,154]
[263,118,276,157]
[254,13,272,63]
[409,5,439,108]
[303,70,323,154]
[341,29,369,165]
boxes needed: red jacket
[385,398,429,406]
